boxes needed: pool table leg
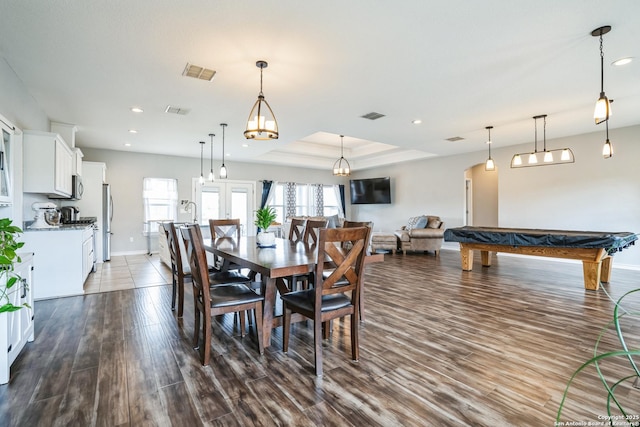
[582,260,602,291]
[480,250,491,267]
[460,244,473,270]
[600,256,613,283]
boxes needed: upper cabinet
[0,118,14,206]
[23,130,73,197]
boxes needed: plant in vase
[255,206,277,247]
[0,218,27,313]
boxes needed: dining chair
[162,222,250,318]
[281,226,369,376]
[302,219,328,246]
[181,224,264,365]
[285,218,308,291]
[209,218,245,272]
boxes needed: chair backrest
[288,218,307,242]
[180,224,210,305]
[314,227,369,303]
[162,222,190,276]
[303,219,328,245]
[209,219,242,242]
[340,220,373,250]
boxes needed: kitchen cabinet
[1,253,34,384]
[72,148,83,177]
[23,130,73,197]
[21,226,93,300]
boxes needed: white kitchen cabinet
[23,130,73,197]
[72,148,83,177]
[82,228,94,280]
[1,252,34,384]
[21,226,93,300]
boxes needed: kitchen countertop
[23,223,94,231]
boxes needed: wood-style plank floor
[1,250,639,426]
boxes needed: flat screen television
[349,177,391,204]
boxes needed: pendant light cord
[599,33,605,94]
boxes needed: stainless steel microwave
[49,175,83,200]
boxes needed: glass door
[195,180,256,236]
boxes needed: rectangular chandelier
[510,148,575,168]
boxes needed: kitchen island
[21,224,95,300]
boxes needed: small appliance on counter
[60,206,80,223]
[28,202,61,229]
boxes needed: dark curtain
[260,180,273,208]
[339,184,346,217]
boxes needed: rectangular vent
[165,105,190,115]
[446,136,465,142]
[182,63,216,81]
[361,112,385,120]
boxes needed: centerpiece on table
[255,206,277,247]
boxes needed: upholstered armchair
[394,215,445,256]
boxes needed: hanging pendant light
[484,126,495,171]
[603,119,613,159]
[332,135,351,176]
[244,60,279,140]
[592,26,612,124]
[219,123,228,179]
[198,141,205,185]
[208,133,215,181]
[511,115,575,168]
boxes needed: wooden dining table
[203,236,383,348]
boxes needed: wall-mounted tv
[349,177,391,204]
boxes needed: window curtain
[334,184,346,218]
[313,184,324,216]
[285,182,297,219]
[260,180,273,208]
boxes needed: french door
[193,180,256,236]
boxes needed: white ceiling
[1,1,638,171]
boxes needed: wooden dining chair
[181,224,264,365]
[285,218,308,291]
[302,219,328,246]
[282,226,369,376]
[162,222,250,318]
[209,219,245,272]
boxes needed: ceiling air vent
[182,63,216,81]
[165,105,190,115]
[361,112,385,120]
[446,136,465,142]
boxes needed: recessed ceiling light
[124,143,131,147]
[412,119,422,124]
[612,57,633,66]
[242,143,249,148]
[128,129,138,134]
[130,107,144,113]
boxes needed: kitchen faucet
[184,201,198,223]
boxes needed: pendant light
[219,123,228,179]
[208,133,215,181]
[244,60,279,140]
[603,119,613,159]
[332,135,351,176]
[484,126,495,171]
[511,115,575,168]
[198,141,205,185]
[592,26,612,124]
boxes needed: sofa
[394,215,445,256]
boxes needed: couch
[394,215,445,256]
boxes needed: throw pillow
[325,214,339,228]
[427,218,442,229]
[414,216,428,229]
[406,216,421,232]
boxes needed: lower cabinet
[1,252,34,384]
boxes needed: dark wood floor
[1,250,639,426]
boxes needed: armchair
[394,215,445,256]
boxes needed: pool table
[444,226,637,290]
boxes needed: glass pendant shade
[543,151,554,163]
[602,139,613,158]
[332,135,351,176]
[244,61,279,140]
[484,126,495,171]
[528,153,538,164]
[511,154,522,167]
[592,26,612,125]
[220,123,228,178]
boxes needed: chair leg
[193,296,200,349]
[322,320,330,340]
[239,311,246,337]
[314,317,323,376]
[351,312,359,362]
[177,276,185,318]
[359,282,365,322]
[283,306,291,353]
[255,303,264,355]
[202,315,212,366]
[171,268,177,311]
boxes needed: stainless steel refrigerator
[103,183,113,261]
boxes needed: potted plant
[0,218,26,313]
[255,206,277,247]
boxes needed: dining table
[203,236,383,348]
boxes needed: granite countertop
[23,222,93,232]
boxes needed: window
[143,177,178,234]
[268,183,342,223]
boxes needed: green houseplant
[255,206,277,246]
[0,218,26,313]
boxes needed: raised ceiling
[0,1,638,171]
